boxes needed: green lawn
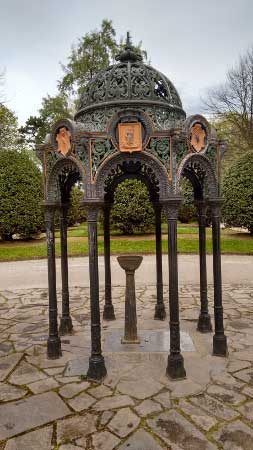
[0,232,252,261]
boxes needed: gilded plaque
[118,122,142,152]
[56,127,71,156]
[190,123,206,152]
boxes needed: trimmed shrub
[110,179,155,234]
[0,150,43,239]
[222,151,253,234]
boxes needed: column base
[154,303,166,320]
[166,353,186,380]
[197,313,212,333]
[59,316,73,336]
[213,334,228,357]
[103,304,116,321]
[47,336,62,359]
[87,355,107,382]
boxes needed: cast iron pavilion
[37,35,228,382]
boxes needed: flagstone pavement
[0,283,253,449]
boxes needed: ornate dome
[75,36,186,131]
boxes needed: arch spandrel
[93,150,172,202]
[46,156,86,203]
[177,153,218,199]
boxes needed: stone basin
[117,255,143,272]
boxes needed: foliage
[110,179,155,234]
[178,178,196,223]
[0,104,21,151]
[204,47,253,153]
[0,150,44,240]
[58,19,118,97]
[58,20,147,98]
[222,151,253,234]
[19,93,73,147]
[67,185,86,226]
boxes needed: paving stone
[168,379,203,398]
[56,375,82,384]
[9,360,47,385]
[0,382,27,401]
[67,392,96,411]
[207,384,246,405]
[4,426,53,450]
[153,391,172,408]
[233,367,253,383]
[59,445,84,450]
[238,401,253,421]
[57,413,97,443]
[242,386,253,398]
[117,379,163,399]
[210,370,243,389]
[108,407,140,438]
[178,400,218,431]
[0,392,70,440]
[148,410,217,450]
[213,420,253,449]
[59,381,90,398]
[92,431,120,450]
[93,394,135,411]
[100,410,114,427]
[227,360,251,373]
[134,398,162,416]
[44,367,64,376]
[189,393,239,420]
[88,384,112,399]
[118,429,164,450]
[0,353,23,382]
[28,377,59,394]
[231,350,253,362]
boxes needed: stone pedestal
[117,256,143,344]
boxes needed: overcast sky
[1,0,253,125]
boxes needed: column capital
[82,199,104,222]
[208,197,224,208]
[43,201,60,212]
[162,197,183,220]
[208,198,223,217]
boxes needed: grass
[0,230,252,261]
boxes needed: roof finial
[115,31,142,63]
[126,31,132,48]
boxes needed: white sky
[1,0,253,125]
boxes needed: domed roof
[75,36,184,120]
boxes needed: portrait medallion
[190,123,207,152]
[56,127,72,156]
[118,122,142,152]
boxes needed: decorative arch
[46,156,85,203]
[94,150,171,201]
[177,153,218,199]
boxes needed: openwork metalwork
[37,35,228,383]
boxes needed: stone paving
[0,284,253,449]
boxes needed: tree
[222,151,253,234]
[58,20,147,98]
[19,93,73,147]
[0,150,44,240]
[178,178,196,223]
[67,185,86,226]
[58,19,118,97]
[110,179,155,234]
[204,47,253,153]
[0,104,21,151]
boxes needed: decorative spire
[116,32,143,63]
